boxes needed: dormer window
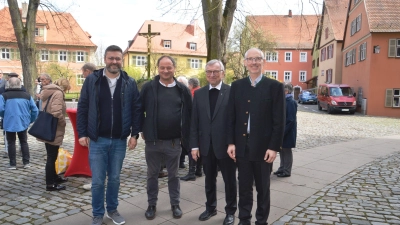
[189,42,197,51]
[35,28,39,36]
[164,40,171,49]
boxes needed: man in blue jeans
[77,45,141,225]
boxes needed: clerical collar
[159,80,176,87]
[209,81,222,90]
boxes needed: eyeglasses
[206,70,222,75]
[107,57,122,62]
[245,57,263,62]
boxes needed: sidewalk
[44,135,400,225]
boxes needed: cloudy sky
[1,0,323,51]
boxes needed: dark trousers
[237,142,272,225]
[6,130,29,166]
[45,143,59,185]
[203,144,237,215]
[277,148,293,175]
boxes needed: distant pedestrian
[274,83,297,177]
[0,77,38,169]
[188,77,200,97]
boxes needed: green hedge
[65,92,80,100]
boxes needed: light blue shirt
[247,74,263,134]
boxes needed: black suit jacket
[190,83,231,159]
[227,77,285,161]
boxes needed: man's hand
[128,137,137,150]
[79,137,89,147]
[264,149,277,163]
[227,144,236,162]
[191,149,200,161]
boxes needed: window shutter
[331,44,334,58]
[187,59,191,68]
[385,89,394,107]
[388,39,396,57]
[364,42,367,59]
[10,48,14,60]
[72,52,76,62]
[39,28,44,36]
[199,59,203,69]
[132,55,136,65]
[15,49,20,60]
[67,52,72,62]
[85,52,88,62]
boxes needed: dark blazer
[190,83,230,159]
[227,77,285,161]
[282,95,297,148]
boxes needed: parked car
[317,84,356,114]
[298,90,317,104]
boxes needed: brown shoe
[158,171,168,178]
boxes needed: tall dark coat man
[190,59,237,225]
[227,48,285,225]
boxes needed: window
[59,50,67,61]
[321,70,324,76]
[284,71,292,82]
[41,50,49,61]
[312,60,315,68]
[321,48,326,61]
[299,71,306,82]
[385,89,400,108]
[76,74,85,86]
[1,48,10,59]
[163,40,171,49]
[189,43,196,51]
[136,56,146,66]
[266,52,278,62]
[326,69,332,83]
[190,59,200,69]
[265,71,278,80]
[317,58,319,66]
[345,49,357,66]
[352,48,356,64]
[35,28,39,36]
[327,44,334,59]
[356,15,362,32]
[354,0,360,4]
[300,52,307,62]
[285,52,292,62]
[351,15,362,36]
[76,51,85,62]
[388,39,400,57]
[360,42,366,61]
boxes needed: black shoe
[223,214,235,225]
[46,184,66,191]
[179,162,186,168]
[273,171,283,175]
[238,220,251,225]
[55,176,68,184]
[277,173,291,177]
[198,209,217,221]
[171,205,182,219]
[180,169,196,181]
[145,205,156,220]
[195,169,203,177]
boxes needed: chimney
[190,19,198,37]
[288,9,292,17]
[22,2,28,19]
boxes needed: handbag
[28,94,59,142]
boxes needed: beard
[106,64,121,74]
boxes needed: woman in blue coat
[275,83,297,177]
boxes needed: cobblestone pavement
[0,111,399,224]
[272,151,400,225]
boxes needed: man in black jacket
[140,56,192,220]
[190,59,237,225]
[227,48,285,225]
[77,45,141,225]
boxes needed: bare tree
[7,0,39,96]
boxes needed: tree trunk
[202,0,237,65]
[7,0,40,96]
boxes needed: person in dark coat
[274,83,297,177]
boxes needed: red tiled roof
[126,20,207,56]
[325,0,348,40]
[0,7,96,47]
[247,14,319,49]
[365,0,400,32]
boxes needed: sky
[1,0,323,52]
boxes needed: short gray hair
[205,59,225,71]
[177,76,188,87]
[244,48,264,59]
[188,77,200,88]
[82,63,96,72]
[284,83,293,93]
[7,77,21,89]
[40,73,52,82]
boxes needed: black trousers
[203,144,237,215]
[236,142,272,225]
[45,143,59,185]
[6,130,29,166]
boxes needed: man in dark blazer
[227,48,285,225]
[191,59,237,225]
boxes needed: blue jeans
[89,137,127,217]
